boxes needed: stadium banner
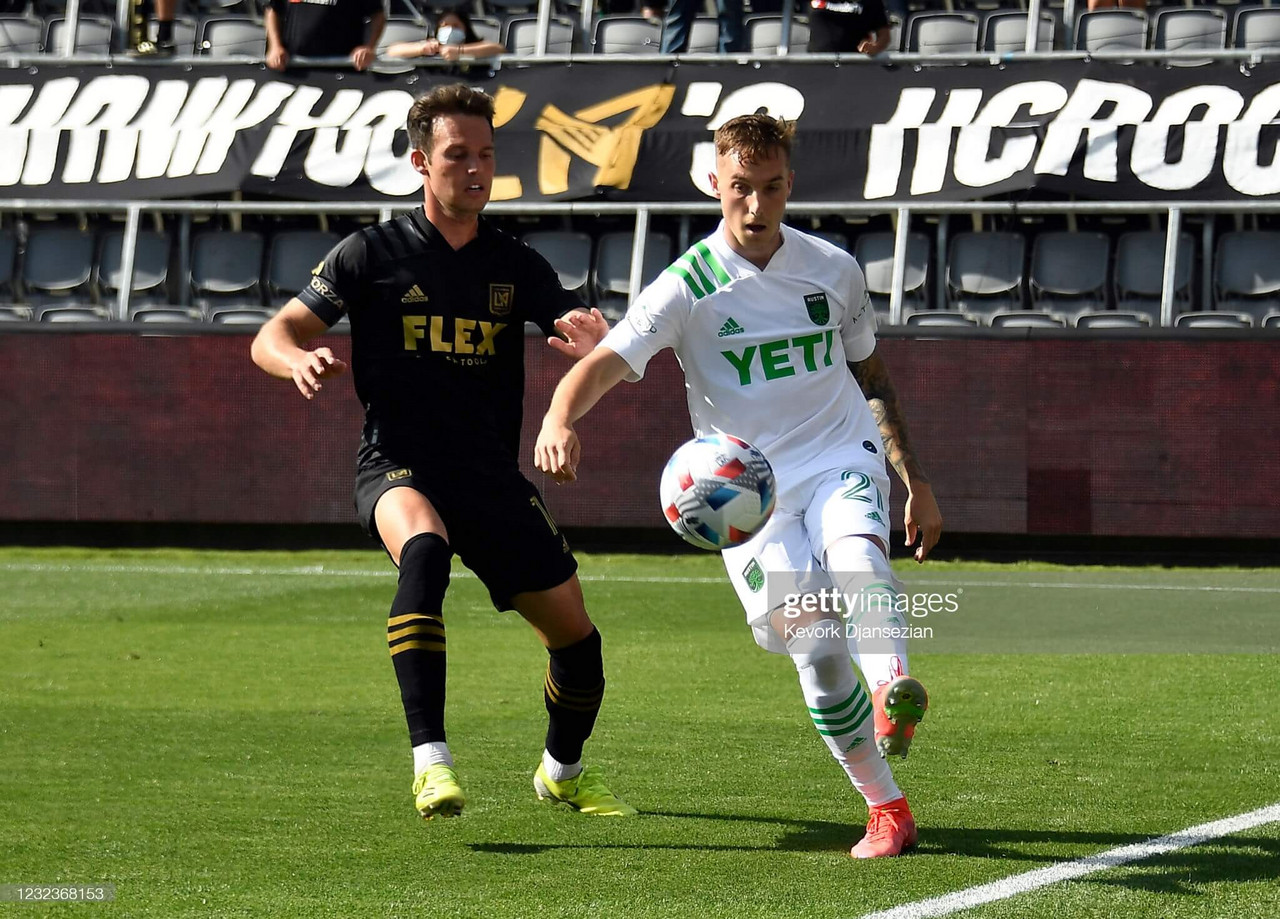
[1,333,1277,538]
[3,61,1280,201]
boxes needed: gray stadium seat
[1153,8,1226,64]
[210,307,274,325]
[97,230,170,302]
[593,16,661,53]
[1075,10,1147,54]
[471,17,501,45]
[130,307,201,323]
[150,16,197,56]
[523,231,592,295]
[198,18,266,57]
[904,311,978,328]
[192,231,264,311]
[0,16,43,53]
[907,12,980,54]
[378,18,428,54]
[1263,312,1280,329]
[1175,311,1252,329]
[746,16,809,54]
[37,305,110,322]
[503,16,576,54]
[593,231,672,319]
[24,228,95,301]
[1076,311,1151,329]
[946,231,1025,320]
[855,231,930,316]
[1214,231,1280,323]
[685,17,720,53]
[1235,7,1280,51]
[266,230,340,306]
[45,16,113,54]
[990,311,1065,328]
[1114,230,1194,321]
[1029,231,1109,320]
[982,11,1055,53]
[0,307,32,321]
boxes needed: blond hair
[714,113,796,164]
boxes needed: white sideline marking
[856,802,1280,919]
[1,563,1280,593]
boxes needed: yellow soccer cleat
[534,763,637,817]
[413,764,465,820]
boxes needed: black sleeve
[297,232,366,327]
[523,246,585,338]
[363,0,386,18]
[266,0,286,15]
[864,0,889,31]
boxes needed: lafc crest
[489,283,514,317]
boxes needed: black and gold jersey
[298,208,582,470]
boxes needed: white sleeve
[599,273,692,382]
[840,261,878,363]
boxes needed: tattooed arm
[849,349,943,562]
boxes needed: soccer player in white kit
[534,114,943,858]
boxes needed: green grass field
[2,548,1279,918]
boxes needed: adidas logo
[401,284,429,303]
[717,317,745,337]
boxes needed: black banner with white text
[3,61,1280,201]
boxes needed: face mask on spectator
[437,25,466,45]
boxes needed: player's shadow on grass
[470,810,1196,862]
[1087,836,1280,895]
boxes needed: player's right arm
[251,300,347,400]
[535,347,633,483]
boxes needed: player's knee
[392,532,452,614]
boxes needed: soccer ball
[659,433,776,551]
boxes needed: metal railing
[4,197,1279,326]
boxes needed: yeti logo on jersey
[803,292,830,325]
[720,331,836,385]
[743,559,764,593]
[489,284,514,317]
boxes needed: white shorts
[721,466,893,628]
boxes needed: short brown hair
[406,84,496,156]
[714,113,796,165]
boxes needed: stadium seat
[990,311,1066,328]
[1234,7,1280,51]
[191,231,265,312]
[855,231,930,316]
[593,16,661,53]
[811,231,848,251]
[593,231,672,319]
[1152,8,1226,64]
[1175,311,1253,329]
[1263,312,1280,329]
[97,230,171,304]
[1214,231,1280,323]
[44,16,113,54]
[150,16,197,56]
[266,230,340,307]
[904,311,978,328]
[1114,230,1194,321]
[907,12,980,55]
[0,16,43,53]
[745,16,809,54]
[198,17,266,57]
[684,17,720,53]
[503,16,576,54]
[946,231,1025,320]
[378,18,428,54]
[1076,311,1151,329]
[36,305,110,322]
[523,231,592,296]
[0,307,31,321]
[130,307,202,323]
[24,227,95,302]
[209,307,274,325]
[1029,231,1110,320]
[471,16,502,45]
[981,11,1055,53]
[1075,10,1147,54]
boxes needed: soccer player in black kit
[251,84,635,820]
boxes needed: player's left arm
[547,307,609,361]
[848,349,943,562]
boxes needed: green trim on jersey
[694,241,732,286]
[667,263,707,298]
[664,241,733,301]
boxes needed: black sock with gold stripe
[544,627,605,765]
[388,532,451,746]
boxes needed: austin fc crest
[803,292,830,325]
[489,283,514,317]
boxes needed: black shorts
[354,449,578,612]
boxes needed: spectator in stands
[807,0,891,54]
[660,0,743,53]
[265,0,386,71]
[133,0,177,56]
[385,10,504,60]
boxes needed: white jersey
[602,221,887,510]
